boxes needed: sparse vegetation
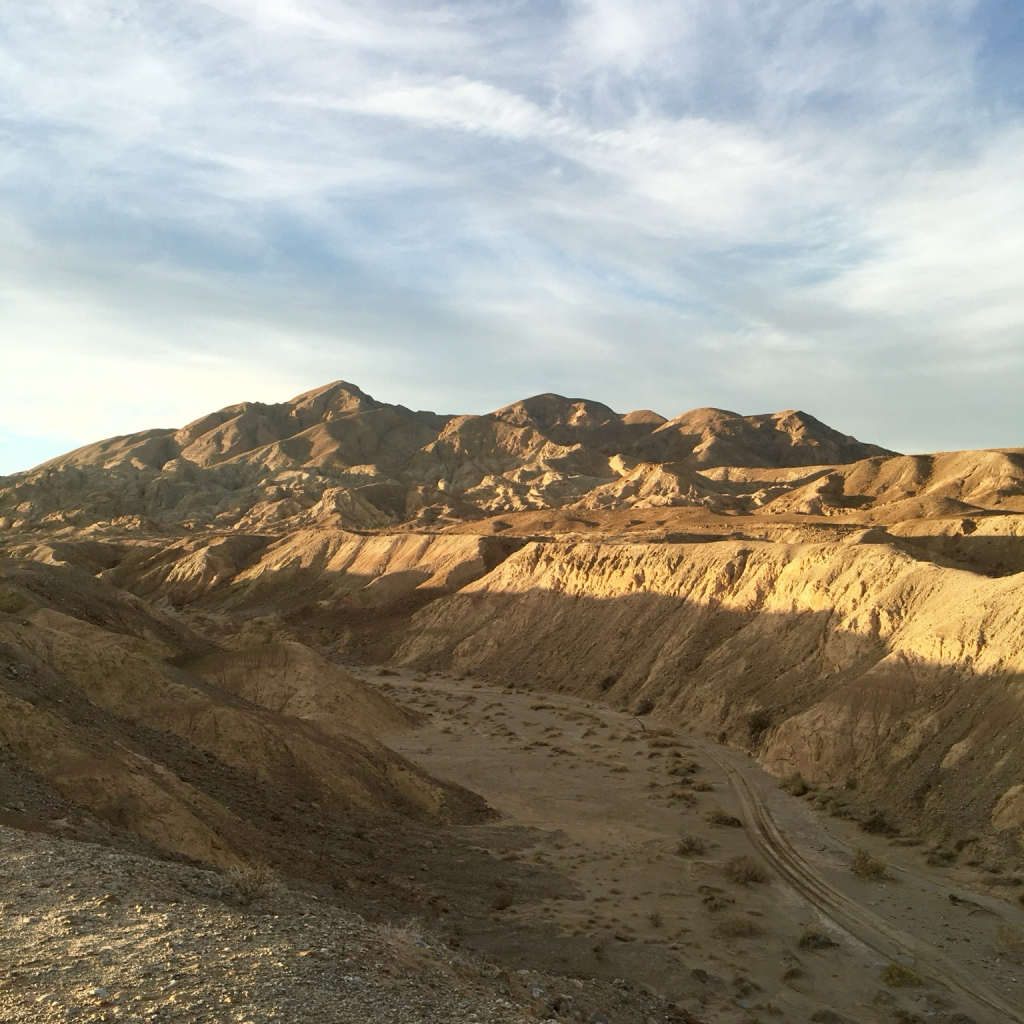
[926,845,957,866]
[880,962,922,987]
[713,914,764,939]
[226,859,277,904]
[859,811,897,836]
[850,847,891,881]
[491,890,514,911]
[647,910,663,928]
[747,709,773,742]
[700,886,734,912]
[704,806,743,828]
[690,776,714,791]
[723,854,770,885]
[798,927,838,950]
[779,771,808,796]
[995,923,1024,963]
[675,834,706,856]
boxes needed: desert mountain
[3,379,1024,926]
[0,381,910,534]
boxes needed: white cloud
[0,0,1021,467]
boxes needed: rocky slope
[0,559,488,873]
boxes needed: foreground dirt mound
[0,560,489,870]
[1,825,680,1024]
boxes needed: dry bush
[798,927,838,950]
[675,834,706,856]
[530,702,555,711]
[850,847,891,881]
[779,771,808,796]
[374,917,427,947]
[713,915,764,939]
[648,910,663,928]
[880,963,922,987]
[995,923,1024,964]
[701,888,734,912]
[491,890,514,911]
[723,855,770,886]
[860,811,897,836]
[226,859,277,904]
[669,789,698,807]
[690,777,714,791]
[649,737,679,749]
[705,807,743,828]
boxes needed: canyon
[2,381,1024,1023]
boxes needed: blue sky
[1,0,1022,474]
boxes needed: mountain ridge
[0,381,905,535]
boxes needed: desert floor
[369,666,1024,1024]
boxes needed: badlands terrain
[2,380,1024,1022]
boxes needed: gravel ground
[0,826,686,1024]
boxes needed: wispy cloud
[0,0,1021,473]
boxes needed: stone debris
[0,826,683,1024]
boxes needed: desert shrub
[798,928,838,950]
[995,923,1024,964]
[491,890,513,911]
[850,847,891,881]
[669,789,698,807]
[926,846,957,866]
[676,834,706,856]
[649,737,679,749]
[724,855,770,885]
[226,859,277,904]
[880,962,922,987]
[779,771,808,796]
[810,1012,845,1024]
[705,807,743,828]
[701,889,734,912]
[377,667,397,676]
[747,709,773,741]
[648,910,663,928]
[713,915,764,939]
[634,697,656,716]
[860,811,897,836]
[599,673,618,691]
[374,918,427,946]
[690,777,714,791]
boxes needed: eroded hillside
[2,381,1023,887]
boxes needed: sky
[1,0,1023,474]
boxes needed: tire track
[708,752,1023,1024]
